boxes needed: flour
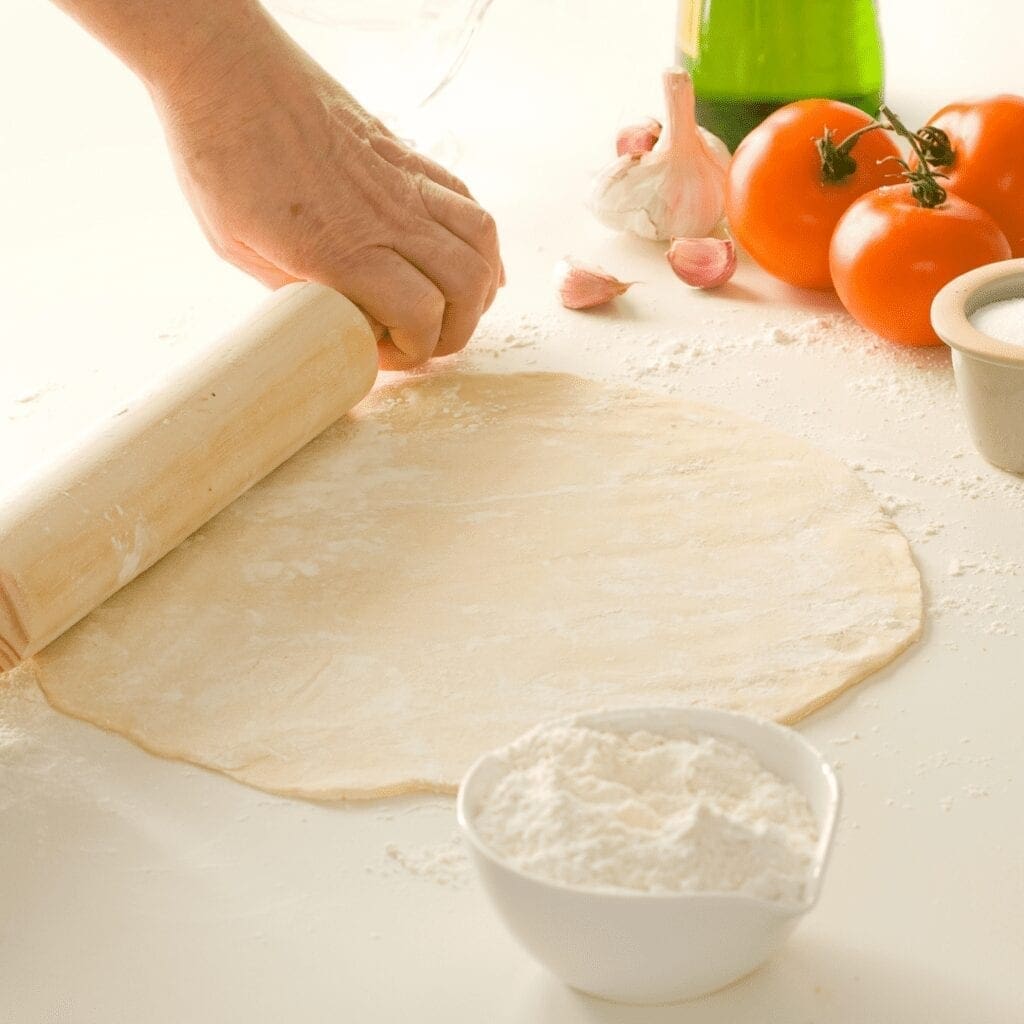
[472,719,819,902]
[382,835,471,888]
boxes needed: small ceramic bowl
[456,707,840,1005]
[932,258,1024,474]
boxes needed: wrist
[139,0,276,107]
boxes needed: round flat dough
[34,373,922,799]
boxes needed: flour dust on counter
[0,663,104,815]
[33,372,921,799]
[380,834,471,889]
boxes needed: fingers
[217,211,497,367]
[361,312,389,343]
[319,247,446,370]
[367,134,505,306]
[417,179,503,313]
[396,227,494,357]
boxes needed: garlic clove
[616,118,662,157]
[666,237,737,289]
[555,258,634,309]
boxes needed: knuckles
[463,250,496,304]
[473,209,499,248]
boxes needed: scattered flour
[472,719,819,902]
[382,835,471,888]
[3,382,59,421]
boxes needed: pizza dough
[32,372,922,799]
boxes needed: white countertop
[2,1,1022,1020]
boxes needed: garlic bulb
[554,257,633,309]
[590,69,730,241]
[666,237,736,288]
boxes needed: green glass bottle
[677,0,885,151]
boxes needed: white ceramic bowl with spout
[932,258,1024,474]
[456,706,840,1006]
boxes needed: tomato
[829,184,1011,347]
[923,95,1024,256]
[726,100,901,290]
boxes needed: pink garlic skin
[666,237,737,289]
[555,258,633,310]
[616,118,662,157]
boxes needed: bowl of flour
[456,706,840,1005]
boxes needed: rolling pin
[0,282,378,671]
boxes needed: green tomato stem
[878,104,948,209]
[816,121,885,185]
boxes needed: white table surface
[3,1,1023,1020]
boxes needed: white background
[2,1,1023,1020]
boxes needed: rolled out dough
[32,372,921,799]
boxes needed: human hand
[150,6,503,369]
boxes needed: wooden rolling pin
[0,282,378,671]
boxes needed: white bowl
[456,706,840,1006]
[932,258,1024,474]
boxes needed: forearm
[50,0,272,97]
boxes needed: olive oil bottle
[678,0,885,151]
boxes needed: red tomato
[829,184,1011,347]
[924,95,1024,256]
[726,100,901,290]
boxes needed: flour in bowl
[472,719,819,902]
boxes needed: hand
[150,8,503,369]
